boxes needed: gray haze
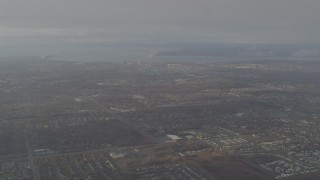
[1,0,320,45]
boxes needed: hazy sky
[1,0,320,44]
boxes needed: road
[25,136,41,180]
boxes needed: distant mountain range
[152,44,320,58]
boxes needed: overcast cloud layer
[1,0,320,44]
